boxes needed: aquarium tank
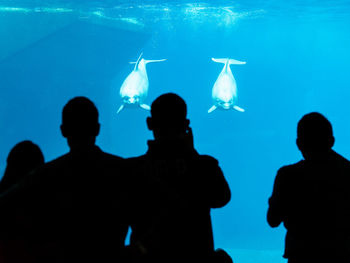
[1,0,350,262]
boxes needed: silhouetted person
[7,97,128,263]
[0,141,44,263]
[267,112,350,263]
[0,141,44,194]
[127,93,231,263]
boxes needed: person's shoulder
[20,153,70,188]
[198,154,218,161]
[95,149,126,175]
[330,151,350,178]
[277,160,305,176]
[198,154,219,165]
[124,154,147,170]
[123,155,148,186]
[126,154,147,162]
[38,153,70,173]
[331,150,350,165]
[271,161,304,188]
[99,149,124,162]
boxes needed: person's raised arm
[200,156,231,208]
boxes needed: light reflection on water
[0,3,263,30]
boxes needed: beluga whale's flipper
[208,105,217,113]
[140,104,150,110]
[117,52,166,114]
[208,57,246,113]
[117,104,124,114]
[233,105,245,112]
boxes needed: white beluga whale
[117,52,166,114]
[208,57,246,113]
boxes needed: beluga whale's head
[217,98,234,110]
[123,95,141,105]
[117,52,167,114]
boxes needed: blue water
[1,1,350,262]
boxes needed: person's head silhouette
[0,140,44,193]
[60,97,100,150]
[296,112,334,160]
[147,93,190,140]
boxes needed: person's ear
[94,123,100,137]
[296,138,302,151]
[185,119,190,130]
[60,124,68,138]
[147,117,153,131]
[329,136,335,148]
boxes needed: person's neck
[67,137,96,152]
[303,149,333,161]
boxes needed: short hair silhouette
[151,93,187,120]
[268,112,350,262]
[297,112,334,151]
[148,93,189,136]
[0,140,44,193]
[61,97,99,138]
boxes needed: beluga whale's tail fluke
[128,52,144,70]
[117,52,166,114]
[212,58,246,65]
[130,59,167,64]
[208,57,246,113]
[129,52,166,66]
